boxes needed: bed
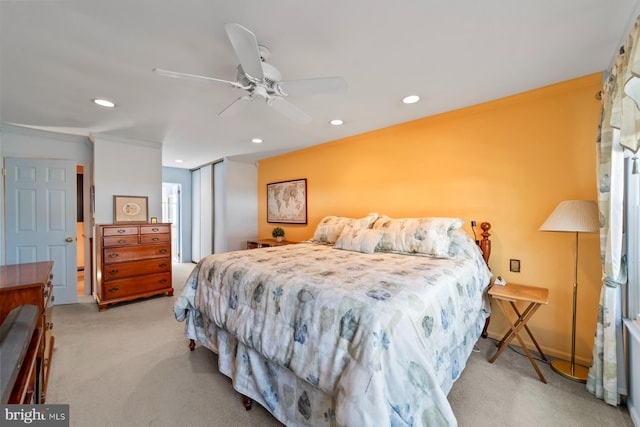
[174,214,493,426]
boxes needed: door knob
[65,237,74,242]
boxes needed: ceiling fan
[153,23,348,124]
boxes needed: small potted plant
[272,227,285,243]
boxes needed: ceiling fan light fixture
[402,95,420,104]
[156,23,347,125]
[92,98,116,108]
[251,138,263,144]
[330,119,343,126]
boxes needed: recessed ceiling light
[175,159,183,163]
[402,95,420,104]
[251,138,263,144]
[92,98,116,108]
[330,119,343,126]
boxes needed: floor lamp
[539,199,599,383]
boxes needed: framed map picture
[113,195,148,223]
[267,178,307,224]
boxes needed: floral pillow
[372,216,464,257]
[311,212,379,244]
[334,226,385,254]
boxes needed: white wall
[92,135,162,224]
[223,158,257,252]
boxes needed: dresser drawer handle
[46,322,53,331]
[159,248,168,253]
[109,287,119,293]
[159,263,167,268]
[152,227,159,232]
[109,269,119,275]
[152,237,159,241]
[159,279,168,284]
[117,229,126,233]
[109,253,119,258]
[118,239,126,244]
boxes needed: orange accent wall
[257,73,603,364]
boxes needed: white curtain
[586,16,640,405]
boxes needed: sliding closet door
[213,161,225,254]
[191,159,257,257]
[191,169,201,262]
[199,165,213,257]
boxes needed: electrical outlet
[509,259,521,273]
[471,220,478,244]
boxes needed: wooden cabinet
[96,224,173,311]
[0,261,54,403]
[246,239,296,249]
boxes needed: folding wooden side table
[488,282,549,383]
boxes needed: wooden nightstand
[488,282,549,383]
[246,239,296,249]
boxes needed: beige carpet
[46,263,633,427]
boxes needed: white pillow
[311,212,379,244]
[372,216,464,257]
[334,226,385,254]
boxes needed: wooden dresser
[0,261,54,403]
[96,223,174,311]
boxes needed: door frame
[162,182,182,263]
[4,157,78,304]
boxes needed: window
[626,155,640,321]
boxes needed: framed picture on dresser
[113,195,148,223]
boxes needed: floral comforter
[174,239,491,427]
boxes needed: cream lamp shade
[539,200,599,233]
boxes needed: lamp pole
[570,231,578,377]
[550,230,589,382]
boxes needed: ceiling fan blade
[276,77,348,97]
[224,23,265,83]
[153,68,246,89]
[218,96,253,117]
[269,97,311,125]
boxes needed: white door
[5,157,78,305]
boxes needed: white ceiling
[1,1,638,170]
